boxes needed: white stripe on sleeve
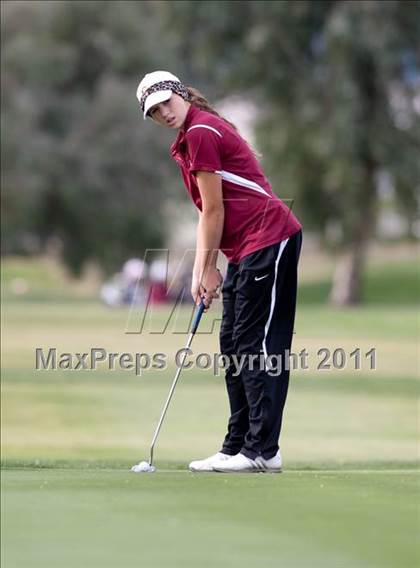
[186,124,223,138]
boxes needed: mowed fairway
[1,258,420,567]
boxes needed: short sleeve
[186,126,223,173]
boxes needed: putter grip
[191,300,206,335]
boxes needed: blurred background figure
[148,258,168,304]
[100,257,148,307]
[121,258,148,305]
[99,273,124,307]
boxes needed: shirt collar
[171,105,200,155]
[182,104,199,132]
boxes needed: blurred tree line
[2,0,180,275]
[2,0,419,302]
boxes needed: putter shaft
[149,332,194,466]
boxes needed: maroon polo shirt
[170,105,302,263]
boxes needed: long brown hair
[186,86,261,159]
[186,86,238,131]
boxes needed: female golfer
[137,71,302,473]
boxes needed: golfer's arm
[193,171,224,276]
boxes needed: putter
[131,299,206,473]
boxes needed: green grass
[299,259,419,304]
[1,466,419,568]
[1,253,419,567]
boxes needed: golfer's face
[149,94,190,129]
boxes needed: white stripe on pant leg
[262,238,289,360]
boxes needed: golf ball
[131,461,156,473]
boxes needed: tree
[1,0,184,275]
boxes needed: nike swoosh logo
[255,274,269,281]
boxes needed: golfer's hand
[198,267,223,308]
[191,274,201,305]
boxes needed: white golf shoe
[188,452,232,472]
[213,451,282,473]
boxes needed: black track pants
[219,230,302,460]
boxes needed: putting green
[2,464,419,568]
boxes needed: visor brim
[143,90,172,119]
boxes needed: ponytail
[186,86,262,159]
[186,86,238,131]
